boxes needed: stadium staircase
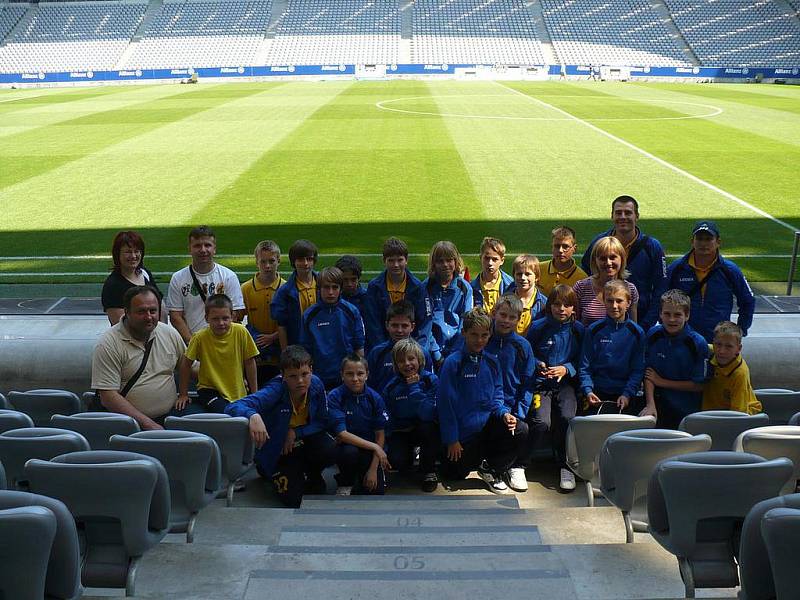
[524,0,559,66]
[0,4,36,48]
[651,0,701,65]
[113,0,164,70]
[399,0,413,64]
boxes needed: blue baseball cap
[692,220,720,237]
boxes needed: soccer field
[0,79,798,285]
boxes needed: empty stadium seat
[761,507,800,600]
[734,425,800,494]
[51,412,140,451]
[0,427,89,489]
[8,389,81,427]
[0,408,34,434]
[679,410,770,450]
[599,428,712,542]
[754,389,800,425]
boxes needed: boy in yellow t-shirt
[538,226,587,295]
[702,321,761,415]
[177,294,259,413]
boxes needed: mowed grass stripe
[634,82,800,117]
[0,83,275,191]
[195,80,485,245]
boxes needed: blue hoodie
[470,271,514,308]
[579,316,645,399]
[422,275,474,361]
[437,350,507,445]
[367,339,433,394]
[270,271,319,347]
[364,269,431,352]
[224,374,329,477]
[527,316,585,390]
[666,252,755,343]
[582,229,667,331]
[327,384,388,443]
[382,370,438,434]
[645,323,709,417]
[300,298,365,385]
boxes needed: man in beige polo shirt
[92,285,197,430]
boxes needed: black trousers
[336,445,386,495]
[441,415,527,480]
[388,421,440,474]
[271,431,337,508]
[527,384,577,467]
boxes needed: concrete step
[276,524,542,547]
[299,493,521,511]
[292,508,546,528]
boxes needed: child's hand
[544,366,568,380]
[617,395,630,409]
[175,394,191,411]
[447,441,463,462]
[503,413,517,432]
[373,445,391,470]
[248,414,269,448]
[255,334,272,348]
[405,373,420,385]
[363,467,378,492]
[586,392,601,405]
[282,428,296,455]
[644,368,665,387]
[536,361,547,375]
[639,405,657,419]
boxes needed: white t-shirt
[166,263,245,334]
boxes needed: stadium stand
[120,0,272,69]
[0,2,146,73]
[412,0,545,65]
[265,0,400,65]
[541,0,691,67]
[664,0,800,67]
[0,3,28,41]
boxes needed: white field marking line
[0,94,48,105]
[497,82,800,234]
[375,94,723,122]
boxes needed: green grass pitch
[0,79,798,287]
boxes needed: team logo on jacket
[317,321,331,327]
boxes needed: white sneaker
[506,467,528,492]
[335,486,353,496]
[559,468,576,492]
[477,466,508,494]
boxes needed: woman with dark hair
[101,230,162,325]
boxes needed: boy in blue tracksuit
[470,236,514,312]
[437,307,522,494]
[364,237,431,353]
[328,354,389,495]
[526,284,584,491]
[336,255,369,327]
[271,239,319,348]
[382,338,440,492]
[579,280,646,414]
[666,220,755,343]
[367,300,433,394]
[225,345,336,508]
[581,195,667,331]
[423,241,474,365]
[642,289,709,429]
[300,267,365,390]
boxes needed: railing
[788,230,800,296]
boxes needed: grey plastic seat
[0,460,5,489]
[734,425,800,494]
[25,450,171,596]
[110,430,222,542]
[761,507,800,600]
[566,414,656,506]
[599,429,712,542]
[791,412,800,426]
[0,490,82,600]
[0,428,89,489]
[52,412,140,450]
[8,389,82,427]
[754,389,800,425]
[0,408,34,434]
[679,410,770,451]
[0,392,7,409]
[647,451,794,598]
[739,493,800,600]
[166,413,253,506]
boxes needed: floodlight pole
[788,230,800,296]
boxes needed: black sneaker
[421,472,438,493]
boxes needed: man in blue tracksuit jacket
[666,220,755,343]
[364,268,431,352]
[579,309,646,414]
[300,268,365,390]
[581,196,667,331]
[423,274,474,364]
[225,345,335,508]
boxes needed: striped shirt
[573,277,639,327]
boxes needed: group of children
[174,226,761,506]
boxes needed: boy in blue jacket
[527,285,584,491]
[225,345,336,508]
[364,237,431,352]
[367,300,433,394]
[642,289,709,429]
[336,255,369,324]
[383,338,440,492]
[437,307,521,494]
[271,239,319,349]
[328,354,390,496]
[666,220,755,343]
[300,267,365,390]
[470,236,513,313]
[579,280,645,414]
